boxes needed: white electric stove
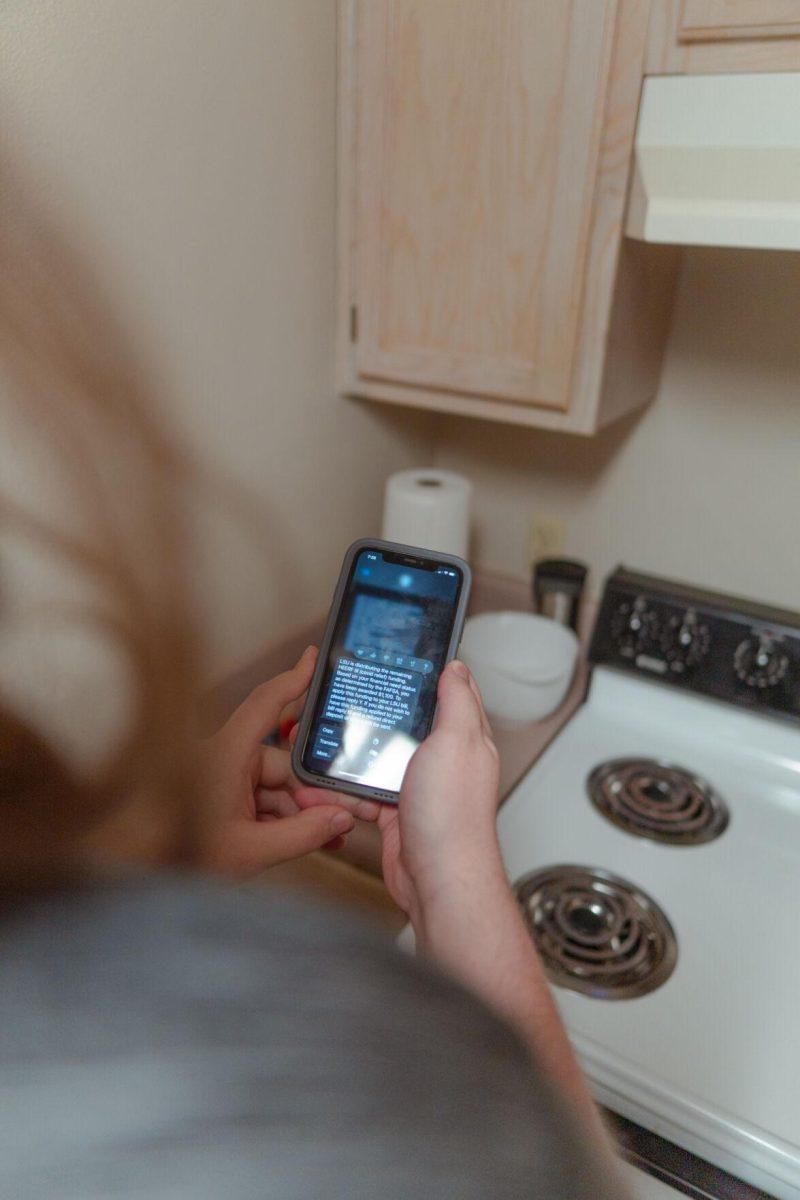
[498,568,800,1199]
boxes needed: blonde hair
[0,165,204,882]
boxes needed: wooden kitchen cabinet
[646,0,800,73]
[682,0,800,38]
[337,0,679,435]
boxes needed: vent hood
[626,72,800,251]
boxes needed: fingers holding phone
[378,660,502,918]
[202,647,363,877]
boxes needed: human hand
[202,646,375,877]
[377,660,503,925]
[290,659,608,1144]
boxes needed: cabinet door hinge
[349,305,358,342]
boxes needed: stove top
[516,863,677,1000]
[586,757,729,846]
[497,568,800,1199]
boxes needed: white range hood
[626,72,800,251]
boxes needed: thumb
[255,806,354,868]
[223,646,318,748]
[433,660,483,736]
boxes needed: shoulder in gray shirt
[0,876,621,1199]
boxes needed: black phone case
[291,538,472,805]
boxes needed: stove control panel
[590,567,800,720]
[733,631,789,689]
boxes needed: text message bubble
[323,657,422,734]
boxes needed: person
[0,170,629,1198]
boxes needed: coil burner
[515,865,677,1000]
[587,758,729,846]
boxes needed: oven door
[610,1112,776,1200]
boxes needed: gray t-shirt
[0,876,623,1198]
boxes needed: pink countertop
[468,573,595,802]
[207,570,595,877]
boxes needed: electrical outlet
[528,515,566,567]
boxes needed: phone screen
[301,547,465,793]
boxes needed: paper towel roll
[382,469,472,559]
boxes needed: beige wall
[434,246,800,612]
[1,0,431,675]
[3,0,797,730]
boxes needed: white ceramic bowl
[460,611,578,727]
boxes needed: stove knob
[660,610,710,674]
[733,632,789,689]
[611,596,659,659]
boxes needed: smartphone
[292,538,471,805]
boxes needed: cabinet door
[352,1,617,411]
[680,0,800,41]
[646,1,800,73]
